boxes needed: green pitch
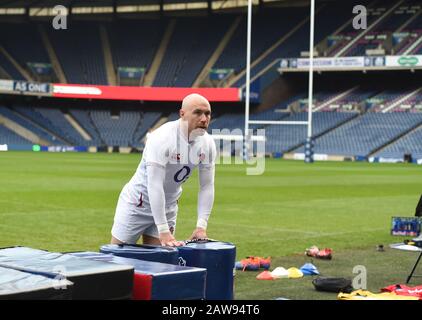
[1,151,421,299]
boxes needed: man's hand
[159,232,185,247]
[189,227,207,240]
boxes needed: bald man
[111,93,216,247]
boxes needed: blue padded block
[70,251,206,300]
[0,247,134,300]
[0,266,74,300]
[100,244,179,265]
[177,241,236,300]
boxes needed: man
[111,93,216,247]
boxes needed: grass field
[1,151,421,299]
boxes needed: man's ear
[179,109,184,117]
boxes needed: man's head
[179,93,211,139]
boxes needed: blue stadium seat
[0,124,32,145]
[375,125,422,160]
[296,113,422,157]
[90,110,141,147]
[46,22,108,85]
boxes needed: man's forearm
[146,164,168,232]
[198,186,214,228]
[197,166,215,229]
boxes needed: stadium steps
[0,64,11,79]
[373,122,422,159]
[336,0,405,57]
[393,33,416,55]
[0,106,59,144]
[239,55,280,92]
[396,33,422,54]
[328,38,350,57]
[131,114,144,146]
[132,112,162,147]
[315,4,356,54]
[324,41,341,57]
[413,41,422,55]
[234,2,350,89]
[404,35,422,55]
[88,111,106,146]
[134,114,167,147]
[38,24,66,83]
[192,16,242,88]
[63,112,92,141]
[382,87,422,113]
[0,114,50,145]
[330,1,384,57]
[286,112,360,153]
[12,107,70,145]
[0,46,32,81]
[313,87,359,112]
[143,19,176,86]
[368,118,422,157]
[99,24,117,86]
[89,110,142,147]
[151,116,169,130]
[322,2,364,58]
[396,6,422,32]
[0,124,33,145]
[226,13,311,88]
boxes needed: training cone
[256,271,275,280]
[287,267,304,279]
[300,263,320,276]
[271,267,289,279]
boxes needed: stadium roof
[0,0,315,19]
[0,0,306,8]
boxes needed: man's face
[180,102,211,136]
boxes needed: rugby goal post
[243,0,315,162]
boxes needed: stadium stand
[295,113,422,157]
[0,50,25,80]
[12,105,74,145]
[0,124,32,145]
[214,8,308,74]
[67,109,104,146]
[46,22,108,85]
[34,107,87,146]
[234,1,365,88]
[153,16,232,87]
[132,111,162,148]
[225,7,311,88]
[322,0,422,57]
[90,110,141,147]
[267,111,358,154]
[0,106,58,144]
[375,124,422,159]
[0,23,50,78]
[108,19,166,75]
[316,88,375,112]
[210,94,303,132]
[0,0,421,163]
[166,112,180,123]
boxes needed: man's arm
[189,164,215,240]
[146,164,184,246]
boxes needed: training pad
[177,240,236,300]
[0,247,134,300]
[0,266,73,300]
[69,251,206,300]
[100,244,179,264]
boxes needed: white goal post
[243,0,315,160]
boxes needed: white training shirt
[121,119,216,227]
